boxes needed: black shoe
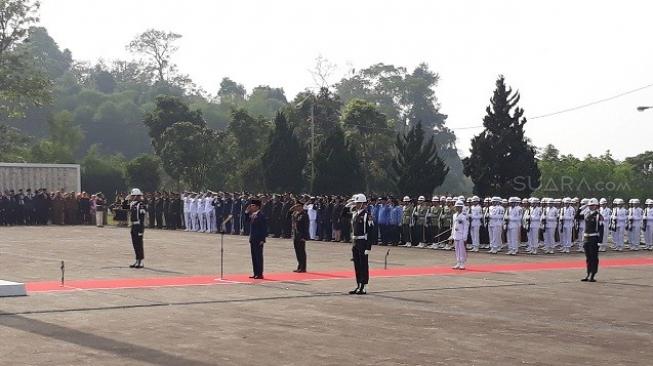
[249,275,256,279]
[581,278,589,282]
[293,269,300,273]
[356,286,367,295]
[253,275,264,280]
[129,261,139,268]
[297,269,306,273]
[348,285,360,295]
[589,278,596,282]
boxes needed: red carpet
[26,257,653,293]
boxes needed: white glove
[364,250,371,255]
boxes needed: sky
[39,0,653,160]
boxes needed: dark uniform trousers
[584,237,599,276]
[250,241,264,277]
[293,238,307,271]
[352,240,369,285]
[131,224,145,260]
[401,224,411,244]
[411,224,424,245]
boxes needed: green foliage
[0,1,52,117]
[261,112,306,193]
[158,121,222,190]
[127,29,183,85]
[125,154,162,192]
[228,108,270,160]
[80,145,126,200]
[392,121,449,197]
[217,77,246,105]
[30,110,83,163]
[0,123,31,161]
[290,87,342,145]
[312,127,363,195]
[463,75,540,197]
[142,95,205,154]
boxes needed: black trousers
[155,211,163,229]
[401,224,411,244]
[250,240,264,276]
[411,224,423,245]
[293,237,307,271]
[130,224,145,260]
[352,241,369,285]
[584,238,599,276]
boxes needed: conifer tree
[261,112,306,192]
[312,126,363,195]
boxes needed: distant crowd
[3,189,653,254]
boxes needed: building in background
[0,163,81,192]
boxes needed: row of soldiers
[0,188,107,226]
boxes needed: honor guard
[526,198,542,254]
[643,199,653,250]
[488,197,504,253]
[469,196,482,252]
[598,198,611,252]
[400,197,413,246]
[506,197,523,255]
[128,188,147,268]
[413,196,428,247]
[575,198,589,251]
[450,200,470,269]
[627,199,643,250]
[348,194,373,295]
[581,198,602,282]
[612,199,627,251]
[560,197,575,253]
[440,197,454,250]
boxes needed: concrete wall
[0,163,81,192]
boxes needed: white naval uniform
[204,196,215,233]
[451,211,470,267]
[527,206,542,253]
[197,198,206,232]
[190,198,199,232]
[544,206,559,253]
[506,205,523,254]
[559,206,575,250]
[599,206,611,250]
[613,207,627,250]
[183,196,192,231]
[307,203,317,240]
[488,204,504,253]
[470,204,482,250]
[628,207,643,250]
[644,207,653,249]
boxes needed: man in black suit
[291,200,310,272]
[247,199,267,279]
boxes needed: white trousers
[629,226,641,249]
[544,226,556,250]
[95,211,104,227]
[527,227,540,251]
[470,224,480,248]
[184,212,191,230]
[489,226,500,250]
[191,213,199,232]
[613,226,625,248]
[561,225,573,248]
[600,223,610,247]
[207,210,216,233]
[309,219,317,240]
[645,225,653,248]
[454,239,467,265]
[507,226,520,252]
[200,212,208,232]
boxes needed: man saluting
[348,194,373,295]
[128,188,147,268]
[247,199,267,279]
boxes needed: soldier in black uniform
[128,188,147,268]
[580,198,602,282]
[291,200,310,272]
[349,194,373,295]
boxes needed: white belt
[353,235,367,240]
[584,233,599,237]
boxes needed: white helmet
[562,197,571,204]
[454,200,464,207]
[418,196,426,202]
[432,196,440,202]
[471,196,480,202]
[580,198,589,205]
[491,196,501,202]
[599,198,608,205]
[130,188,143,196]
[530,197,540,204]
[587,198,599,206]
[645,199,653,205]
[632,198,640,205]
[403,196,411,202]
[353,194,367,203]
[508,197,519,203]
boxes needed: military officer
[506,197,523,255]
[612,199,627,251]
[560,197,575,253]
[488,197,504,253]
[400,196,413,246]
[469,196,482,252]
[598,198,611,252]
[526,198,542,254]
[581,198,602,282]
[128,188,147,268]
[348,194,373,295]
[413,196,428,247]
[451,200,470,269]
[627,199,643,250]
[643,199,653,250]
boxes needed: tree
[127,29,184,85]
[312,127,363,195]
[246,85,287,120]
[142,95,205,154]
[125,154,162,192]
[392,121,448,197]
[217,77,246,105]
[341,98,390,191]
[0,0,51,117]
[261,112,306,193]
[30,110,83,163]
[463,75,540,197]
[228,108,270,160]
[0,124,31,161]
[158,122,221,190]
[80,145,126,201]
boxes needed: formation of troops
[176,192,653,254]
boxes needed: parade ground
[1,226,652,366]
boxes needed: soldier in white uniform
[306,198,318,240]
[543,198,559,254]
[643,199,653,250]
[197,193,206,233]
[526,198,542,254]
[450,200,470,270]
[506,197,523,255]
[204,193,216,233]
[627,199,643,250]
[612,199,627,251]
[488,197,504,254]
[559,197,575,253]
[598,198,611,252]
[190,194,200,232]
[183,193,192,232]
[469,196,482,252]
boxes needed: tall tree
[158,122,221,190]
[261,112,306,193]
[341,98,390,192]
[30,110,83,163]
[228,107,270,160]
[142,95,205,154]
[312,126,363,195]
[463,75,540,197]
[392,121,448,197]
[217,77,246,105]
[127,29,185,86]
[125,154,162,192]
[0,0,51,117]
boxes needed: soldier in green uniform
[427,196,442,249]
[413,196,428,247]
[400,196,413,246]
[440,197,454,250]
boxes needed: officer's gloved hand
[364,250,371,255]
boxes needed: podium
[0,280,27,297]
